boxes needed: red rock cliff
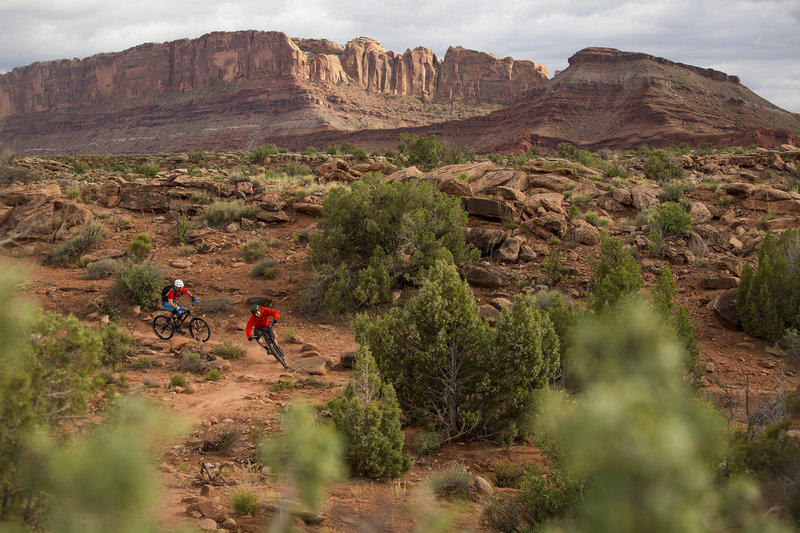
[0,31,548,117]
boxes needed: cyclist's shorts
[162,302,179,313]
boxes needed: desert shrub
[168,374,186,388]
[0,306,103,522]
[284,162,311,176]
[353,260,559,442]
[99,323,138,366]
[205,368,221,381]
[737,228,800,342]
[242,239,268,262]
[248,144,279,164]
[181,352,204,373]
[515,462,586,527]
[588,233,642,313]
[537,301,790,533]
[211,340,244,360]
[178,244,196,256]
[396,132,475,171]
[127,233,152,262]
[327,349,411,479]
[173,210,193,244]
[132,356,155,370]
[651,201,693,236]
[85,258,119,280]
[340,141,368,160]
[201,199,255,227]
[659,181,691,203]
[283,327,296,343]
[111,260,164,311]
[644,150,684,182]
[200,296,234,314]
[309,174,477,313]
[0,163,37,186]
[202,426,240,452]
[427,462,472,497]
[251,258,277,279]
[301,145,318,155]
[414,431,441,455]
[325,144,339,155]
[271,378,294,392]
[583,212,609,227]
[232,489,261,515]
[134,162,160,179]
[45,222,106,265]
[778,329,800,366]
[492,462,530,489]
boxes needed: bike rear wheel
[189,317,211,342]
[152,315,175,339]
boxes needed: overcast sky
[1,0,798,113]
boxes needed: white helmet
[174,279,184,288]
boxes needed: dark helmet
[250,304,260,315]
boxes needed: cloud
[0,0,797,112]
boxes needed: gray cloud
[1,0,797,112]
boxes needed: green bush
[396,133,475,171]
[644,150,684,182]
[205,367,221,381]
[201,200,255,227]
[232,489,261,515]
[427,462,472,497]
[127,233,152,262]
[181,352,204,373]
[134,162,160,179]
[111,260,164,311]
[651,201,693,236]
[588,233,643,313]
[340,141,368,160]
[45,222,106,265]
[99,323,138,366]
[85,258,119,280]
[251,258,277,279]
[414,431,441,455]
[211,340,244,360]
[516,462,586,527]
[353,260,559,442]
[242,239,268,262]
[284,162,311,176]
[328,349,411,479]
[168,374,186,388]
[248,144,279,164]
[309,175,477,313]
[173,211,193,244]
[738,228,800,342]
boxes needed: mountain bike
[254,319,288,369]
[152,303,211,342]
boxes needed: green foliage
[99,323,138,366]
[211,340,244,360]
[127,233,152,262]
[201,199,255,227]
[309,175,477,313]
[427,462,472,497]
[251,258,277,279]
[205,367,221,381]
[242,239,268,262]
[232,489,261,515]
[181,352,204,373]
[301,145,318,155]
[111,261,164,311]
[45,222,106,265]
[737,228,800,342]
[516,462,586,527]
[414,431,441,455]
[168,374,186,388]
[178,244,195,256]
[354,260,559,441]
[537,301,791,533]
[134,162,160,179]
[173,210,193,244]
[583,212,609,227]
[284,162,311,176]
[328,349,411,479]
[396,132,475,171]
[260,402,345,514]
[339,141,368,160]
[85,258,119,280]
[644,150,684,182]
[248,144,279,164]
[651,202,693,236]
[271,378,294,392]
[588,233,643,313]
[778,328,800,366]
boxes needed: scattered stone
[705,362,715,373]
[340,351,357,368]
[197,518,218,531]
[200,484,215,497]
[472,475,494,501]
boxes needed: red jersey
[167,287,188,302]
[246,306,280,337]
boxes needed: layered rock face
[297,47,800,153]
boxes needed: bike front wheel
[153,315,175,340]
[189,317,211,342]
[267,338,288,369]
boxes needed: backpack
[160,284,174,303]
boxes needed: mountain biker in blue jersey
[161,279,197,317]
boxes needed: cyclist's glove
[247,336,253,342]
[176,308,183,315]
[193,298,198,305]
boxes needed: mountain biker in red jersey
[246,304,280,343]
[162,279,197,317]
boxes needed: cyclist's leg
[162,302,178,318]
[253,328,266,342]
